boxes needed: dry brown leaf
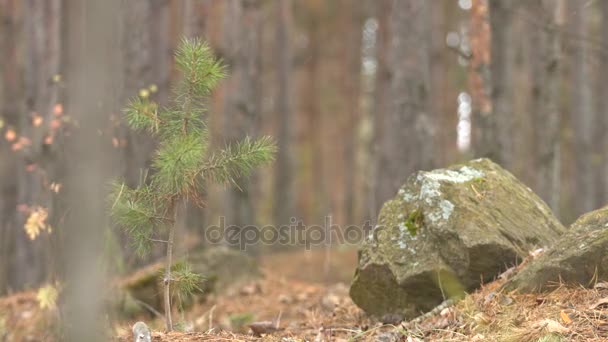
[24,207,51,240]
[560,310,572,325]
[53,103,63,116]
[44,135,54,145]
[594,282,608,290]
[532,319,570,334]
[32,114,43,127]
[5,129,16,142]
[589,297,608,310]
[248,321,282,337]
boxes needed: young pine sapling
[109,38,276,331]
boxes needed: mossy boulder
[504,206,608,292]
[350,158,565,320]
[115,246,259,317]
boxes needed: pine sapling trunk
[164,208,177,331]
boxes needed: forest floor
[2,248,608,341]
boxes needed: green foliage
[109,181,166,256]
[124,96,160,133]
[404,209,422,236]
[109,37,276,255]
[152,130,207,197]
[229,312,255,331]
[170,262,204,300]
[108,38,275,328]
[174,38,226,99]
[201,136,277,186]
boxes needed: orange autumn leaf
[24,206,51,240]
[44,135,54,145]
[560,310,572,325]
[32,114,44,127]
[53,103,63,116]
[5,129,16,142]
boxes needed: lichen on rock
[504,206,608,293]
[350,159,565,319]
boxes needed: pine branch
[198,136,277,186]
[174,38,226,100]
[124,96,161,133]
[152,130,208,196]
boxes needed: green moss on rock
[504,206,608,293]
[350,159,565,319]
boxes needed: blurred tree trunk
[528,0,562,213]
[570,0,594,214]
[0,0,23,294]
[121,0,156,185]
[222,0,262,230]
[273,0,295,227]
[429,0,456,166]
[297,1,326,223]
[118,0,168,266]
[339,0,364,225]
[20,0,63,287]
[150,0,171,105]
[370,0,391,218]
[61,0,120,339]
[183,0,209,38]
[470,0,493,160]
[376,0,433,206]
[487,0,515,167]
[598,0,608,207]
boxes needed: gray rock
[504,206,608,292]
[132,321,151,342]
[350,159,565,319]
[117,246,260,317]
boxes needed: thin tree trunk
[274,0,294,228]
[376,0,433,206]
[222,0,262,232]
[599,0,608,208]
[303,5,326,223]
[370,0,392,218]
[429,0,454,166]
[121,0,155,185]
[340,0,364,225]
[470,0,493,159]
[528,0,562,213]
[487,0,515,167]
[0,0,23,294]
[570,0,594,214]
[21,0,62,288]
[163,206,177,331]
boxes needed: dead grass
[2,248,608,341]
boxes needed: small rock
[504,206,608,293]
[295,292,309,302]
[375,331,402,342]
[132,321,151,342]
[239,282,261,296]
[278,294,292,304]
[321,293,341,310]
